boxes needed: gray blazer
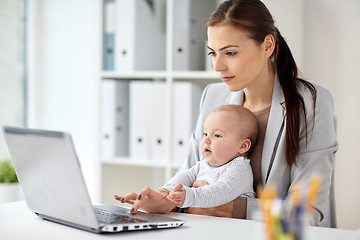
[182,73,338,225]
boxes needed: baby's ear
[238,139,251,155]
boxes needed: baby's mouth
[204,148,212,153]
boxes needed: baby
[162,104,258,208]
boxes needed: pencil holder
[259,175,321,240]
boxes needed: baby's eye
[203,133,208,137]
[225,51,237,57]
[214,134,222,138]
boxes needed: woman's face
[207,24,269,92]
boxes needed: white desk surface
[0,201,357,240]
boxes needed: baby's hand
[167,184,186,207]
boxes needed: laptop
[2,126,184,233]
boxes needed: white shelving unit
[99,0,221,204]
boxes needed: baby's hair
[213,105,258,156]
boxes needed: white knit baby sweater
[162,156,255,208]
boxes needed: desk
[0,201,356,240]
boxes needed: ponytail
[274,28,316,166]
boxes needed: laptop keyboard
[94,208,147,224]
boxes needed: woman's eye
[208,51,216,57]
[226,51,237,57]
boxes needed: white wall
[265,0,304,70]
[0,0,25,158]
[27,0,101,201]
[302,0,360,230]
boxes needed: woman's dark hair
[207,0,316,166]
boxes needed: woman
[116,0,338,226]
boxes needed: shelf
[101,157,182,169]
[102,71,167,79]
[101,70,220,81]
[171,71,219,80]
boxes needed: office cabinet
[100,0,220,204]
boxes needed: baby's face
[200,110,243,167]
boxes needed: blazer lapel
[261,73,286,182]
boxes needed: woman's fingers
[130,188,154,213]
[138,187,154,199]
[115,187,175,214]
[122,192,138,203]
[114,192,138,205]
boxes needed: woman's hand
[186,180,234,218]
[115,187,176,214]
[186,201,234,218]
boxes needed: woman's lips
[221,76,234,82]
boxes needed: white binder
[129,81,152,162]
[172,82,202,165]
[173,0,216,70]
[115,0,165,71]
[114,0,135,71]
[101,80,129,158]
[150,81,167,163]
[103,0,115,70]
